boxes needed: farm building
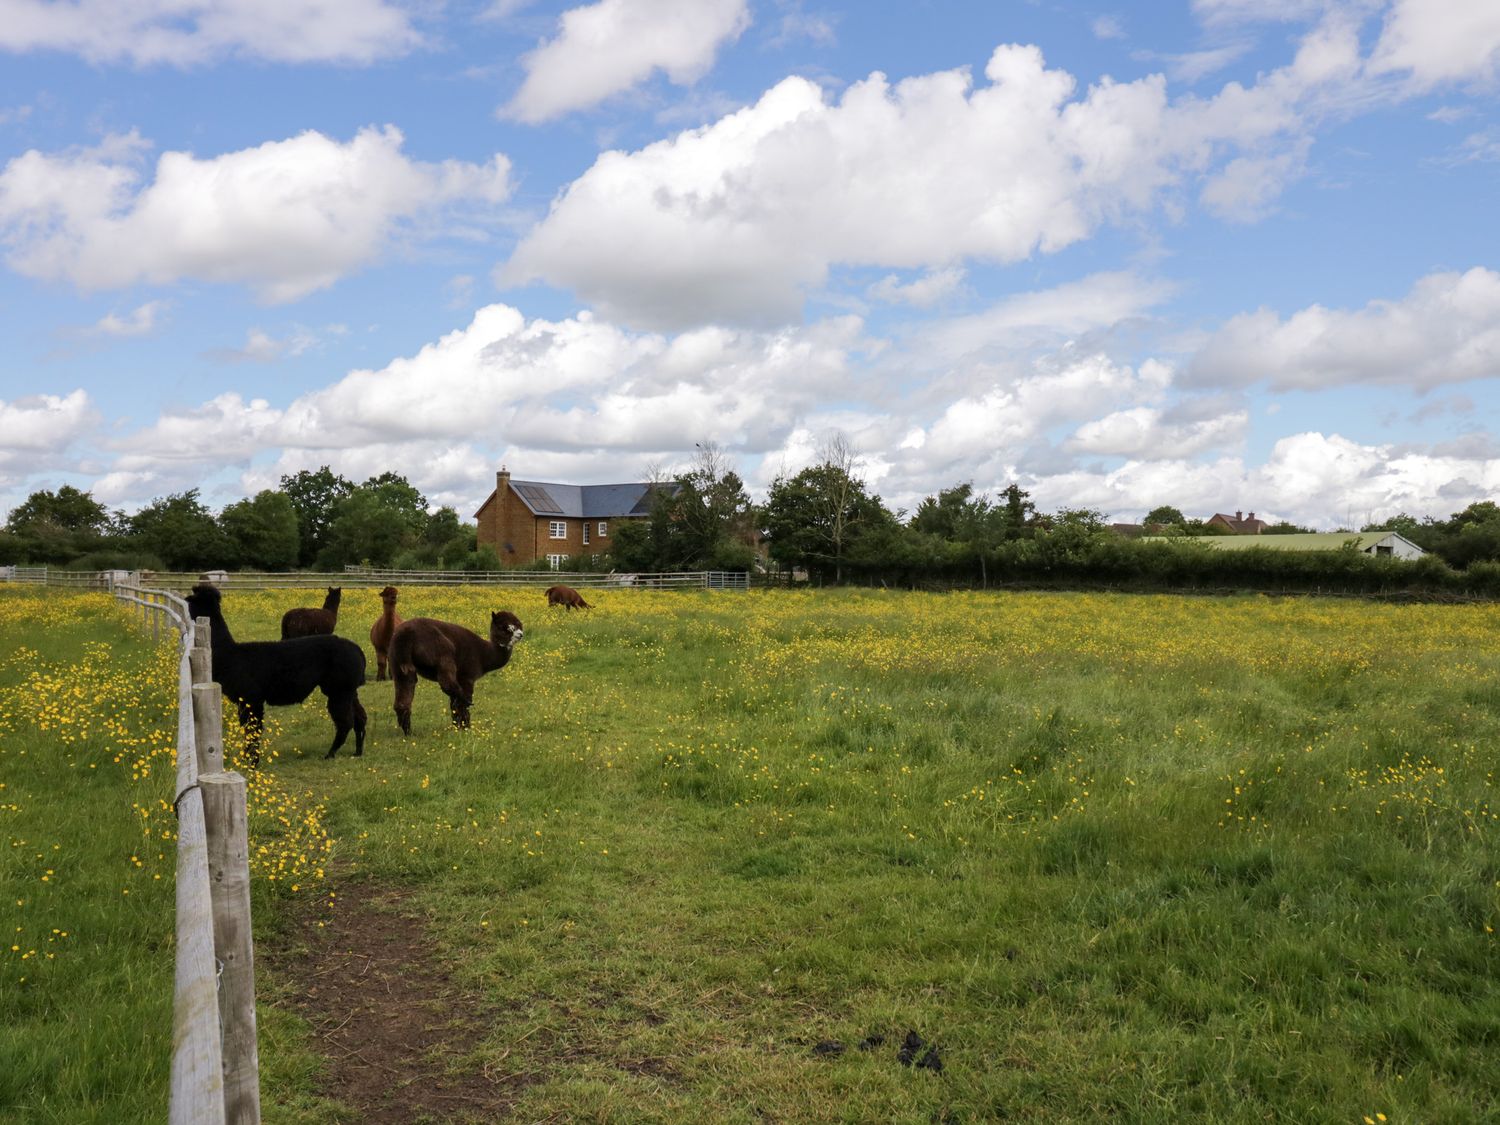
[474,469,670,567]
[1145,530,1426,559]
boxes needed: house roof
[1141,531,1423,554]
[475,478,672,520]
[1208,512,1270,533]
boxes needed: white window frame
[582,522,590,546]
[548,520,567,540]
[598,521,608,538]
[547,553,568,570]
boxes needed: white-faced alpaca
[390,611,523,734]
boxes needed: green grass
[4,585,1498,1122]
[0,591,179,1125]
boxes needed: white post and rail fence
[110,583,261,1125]
[1,563,751,591]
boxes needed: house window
[547,554,568,569]
[582,523,590,546]
[549,520,567,540]
[598,521,608,538]
[1375,545,1392,556]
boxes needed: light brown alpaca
[545,584,591,610]
[391,611,523,734]
[369,586,403,681]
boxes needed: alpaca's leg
[435,659,470,729]
[393,674,416,736]
[375,649,388,682]
[451,676,476,729]
[236,700,264,768]
[323,691,354,759]
[352,695,367,756]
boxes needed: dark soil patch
[266,884,529,1123]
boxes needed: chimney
[1248,511,1256,521]
[496,466,510,497]
[1235,510,1243,521]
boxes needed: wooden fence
[111,584,261,1125]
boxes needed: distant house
[473,469,670,568]
[1207,510,1269,534]
[1109,523,1145,538]
[1146,530,1426,559]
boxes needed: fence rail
[108,584,260,1125]
[2,565,750,591]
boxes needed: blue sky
[1,0,1497,529]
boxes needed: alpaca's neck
[205,613,237,650]
[381,602,397,628]
[482,640,513,673]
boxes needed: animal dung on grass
[369,586,403,681]
[390,611,523,735]
[545,584,591,610]
[281,586,341,639]
[186,583,368,764]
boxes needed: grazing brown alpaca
[545,584,591,610]
[281,587,341,639]
[369,586,403,681]
[391,611,523,734]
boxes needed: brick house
[473,469,667,567]
[1207,510,1269,534]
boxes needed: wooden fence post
[192,683,224,778]
[200,772,261,1125]
[190,618,212,687]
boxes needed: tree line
[5,446,1500,596]
[0,469,496,573]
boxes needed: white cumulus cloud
[505,0,750,123]
[1188,267,1500,391]
[0,390,99,471]
[0,127,511,302]
[0,0,422,66]
[1369,0,1500,89]
[504,33,1350,329]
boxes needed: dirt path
[267,885,531,1123]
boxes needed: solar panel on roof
[514,483,564,514]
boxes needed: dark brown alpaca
[281,587,341,639]
[545,584,591,610]
[391,611,523,734]
[369,586,403,681]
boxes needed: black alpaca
[281,586,341,639]
[187,584,368,764]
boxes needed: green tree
[997,483,1038,540]
[1144,505,1186,529]
[218,490,299,570]
[6,485,110,534]
[910,482,1009,585]
[128,490,225,570]
[763,437,896,581]
[911,482,979,539]
[279,466,354,566]
[317,475,428,568]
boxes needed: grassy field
[3,585,1498,1123]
